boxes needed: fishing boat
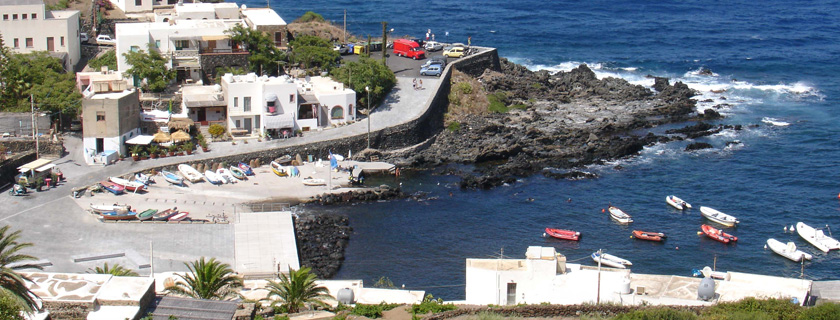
[204,170,224,185]
[135,209,158,221]
[666,195,692,210]
[99,181,125,195]
[591,251,633,269]
[796,222,840,252]
[608,206,633,224]
[238,162,254,175]
[109,177,146,193]
[135,172,153,185]
[168,211,190,221]
[632,230,667,242]
[152,208,179,221]
[270,161,289,177]
[90,203,130,214]
[217,168,236,183]
[700,206,739,227]
[160,170,185,186]
[544,228,580,241]
[766,238,813,262]
[302,177,326,186]
[229,166,247,180]
[100,210,136,221]
[178,164,205,183]
[701,224,738,243]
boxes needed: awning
[264,113,295,129]
[35,163,55,173]
[264,93,278,101]
[18,159,52,172]
[201,35,230,41]
[126,135,154,145]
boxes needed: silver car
[424,41,443,52]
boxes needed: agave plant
[165,257,242,300]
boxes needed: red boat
[99,181,125,195]
[545,228,581,241]
[632,230,667,242]
[168,211,190,221]
[702,224,738,243]
[152,208,179,221]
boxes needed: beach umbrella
[171,130,191,143]
[152,132,171,143]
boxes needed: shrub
[457,82,473,94]
[447,121,461,132]
[487,92,508,113]
[411,294,457,315]
[88,50,118,71]
[702,298,801,320]
[297,11,325,23]
[352,302,400,318]
[274,315,290,320]
[614,307,697,320]
[0,294,24,320]
[208,124,226,138]
[798,302,840,320]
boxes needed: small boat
[168,211,190,221]
[766,238,812,262]
[270,161,289,177]
[90,203,130,214]
[178,164,205,183]
[632,230,667,242]
[135,173,153,185]
[99,181,125,195]
[217,168,236,183]
[238,162,254,175]
[701,224,738,243]
[666,195,691,210]
[700,206,739,227]
[302,177,326,186]
[796,222,840,253]
[692,266,729,280]
[100,210,136,221]
[544,228,580,241]
[152,208,179,221]
[591,251,632,269]
[160,170,185,186]
[229,166,247,180]
[608,206,633,224]
[204,170,224,185]
[109,177,146,193]
[135,209,158,221]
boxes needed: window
[174,40,189,50]
[25,38,33,48]
[13,38,19,48]
[155,40,161,48]
[2,14,8,20]
[60,36,64,46]
[31,13,36,19]
[12,14,18,20]
[243,97,251,112]
[274,32,282,46]
[22,14,27,19]
[235,119,240,128]
[233,97,238,108]
[289,94,295,103]
[331,106,344,119]
[135,0,142,5]
[298,105,314,119]
[130,45,140,53]
[96,112,106,121]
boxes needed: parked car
[422,56,447,68]
[443,46,465,58]
[393,39,425,60]
[96,35,116,46]
[420,65,443,77]
[80,32,89,43]
[69,120,82,131]
[424,41,443,52]
[333,44,351,55]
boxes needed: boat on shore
[204,170,223,185]
[700,206,739,227]
[168,211,189,221]
[100,210,136,221]
[99,181,125,195]
[591,251,632,269]
[160,170,185,186]
[229,166,247,180]
[796,222,840,253]
[90,203,130,214]
[692,266,730,280]
[178,164,205,183]
[217,168,236,183]
[544,228,581,241]
[608,206,633,224]
[270,161,289,177]
[238,162,254,175]
[701,224,738,243]
[135,173,153,185]
[666,195,691,210]
[302,177,326,186]
[766,238,813,262]
[152,208,179,221]
[135,209,158,221]
[632,230,667,242]
[109,177,146,193]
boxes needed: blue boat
[160,170,185,186]
[238,162,254,175]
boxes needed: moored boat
[608,206,633,224]
[109,177,146,193]
[544,228,580,241]
[99,181,125,195]
[152,208,179,221]
[270,161,288,177]
[229,166,247,180]
[168,211,190,221]
[700,206,739,227]
[302,177,326,186]
[90,203,130,214]
[632,230,667,242]
[766,238,813,262]
[796,222,840,253]
[204,170,223,185]
[178,164,205,183]
[135,209,158,221]
[238,162,254,175]
[100,210,136,220]
[591,251,633,269]
[160,170,185,186]
[666,195,691,210]
[701,224,738,243]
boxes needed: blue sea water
[244,0,840,299]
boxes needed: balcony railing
[199,48,249,55]
[172,49,199,58]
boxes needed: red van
[393,39,425,60]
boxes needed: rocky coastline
[294,213,352,278]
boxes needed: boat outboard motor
[698,276,716,301]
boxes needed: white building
[0,0,80,70]
[181,84,226,126]
[111,0,153,14]
[153,2,239,23]
[221,73,355,137]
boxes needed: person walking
[468,36,472,47]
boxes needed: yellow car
[443,46,464,58]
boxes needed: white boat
[90,203,130,214]
[160,170,185,186]
[204,170,223,185]
[700,206,739,227]
[178,164,205,183]
[216,168,235,183]
[134,173,153,185]
[608,206,633,224]
[591,251,633,269]
[302,178,326,186]
[766,238,812,262]
[270,161,289,177]
[666,195,691,210]
[109,176,146,193]
[229,166,247,180]
[796,222,840,253]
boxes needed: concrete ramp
[234,211,299,278]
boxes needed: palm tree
[165,257,242,300]
[264,266,331,313]
[90,263,139,277]
[0,225,42,313]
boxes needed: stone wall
[41,301,94,319]
[425,304,705,320]
[200,52,251,84]
[453,47,502,77]
[0,152,36,186]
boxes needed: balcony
[172,49,199,59]
[199,48,249,55]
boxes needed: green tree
[289,35,338,71]
[0,225,43,314]
[330,56,396,109]
[226,24,287,76]
[89,263,139,277]
[165,257,242,300]
[264,267,331,313]
[0,293,25,320]
[88,50,118,71]
[123,45,175,92]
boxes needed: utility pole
[31,94,39,159]
[596,249,602,304]
[381,21,388,66]
[343,10,347,44]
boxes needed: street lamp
[366,86,370,149]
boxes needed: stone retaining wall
[0,152,36,186]
[0,139,64,157]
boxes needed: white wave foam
[762,117,790,127]
[686,67,720,77]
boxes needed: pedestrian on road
[419,79,423,90]
[412,78,417,90]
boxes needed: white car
[424,41,443,52]
[80,32,89,43]
[96,35,116,46]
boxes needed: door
[47,37,54,51]
[207,40,216,53]
[506,283,516,305]
[197,109,206,122]
[96,138,104,153]
[244,118,252,134]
